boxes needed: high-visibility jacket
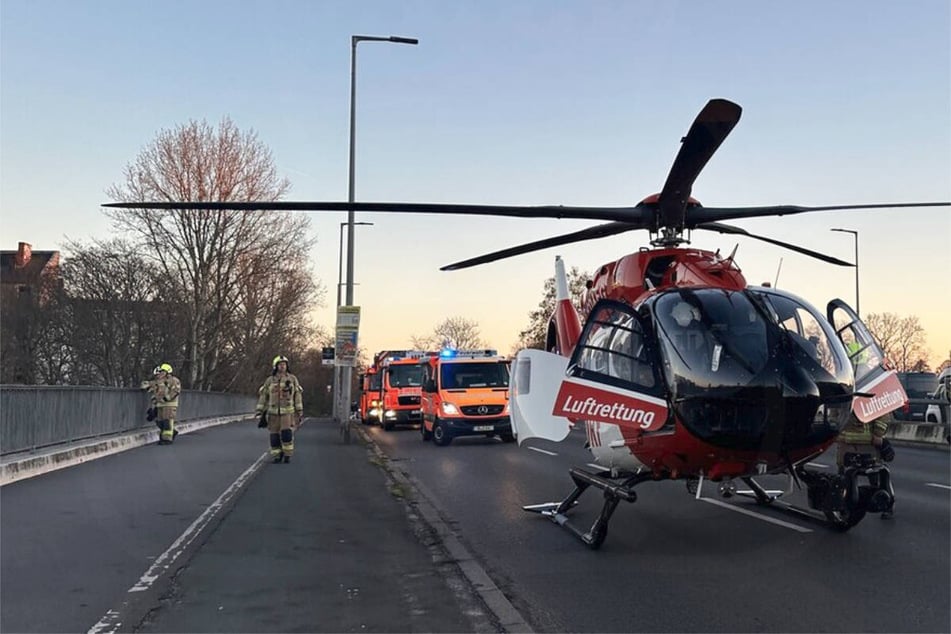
[145,376,181,408]
[838,411,891,444]
[257,373,304,415]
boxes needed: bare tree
[411,316,486,350]
[864,312,930,372]
[61,238,184,386]
[515,266,590,352]
[0,259,68,384]
[215,249,322,393]
[106,117,322,390]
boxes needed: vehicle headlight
[441,402,460,416]
[384,409,397,418]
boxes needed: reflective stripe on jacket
[257,373,304,415]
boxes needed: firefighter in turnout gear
[142,363,181,445]
[256,355,303,463]
[836,340,897,518]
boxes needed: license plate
[412,409,421,414]
[473,425,494,432]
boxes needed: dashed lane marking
[527,446,558,456]
[925,483,951,490]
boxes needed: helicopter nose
[780,362,821,399]
[675,359,833,453]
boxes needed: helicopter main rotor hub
[650,227,689,248]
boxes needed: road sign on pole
[335,306,361,366]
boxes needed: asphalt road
[1,420,492,634]
[3,417,948,633]
[366,422,951,633]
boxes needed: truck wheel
[421,420,432,441]
[499,432,516,443]
[383,420,394,431]
[432,419,452,446]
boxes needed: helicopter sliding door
[827,299,907,422]
[559,300,668,432]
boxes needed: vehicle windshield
[440,362,510,389]
[386,364,424,388]
[653,289,770,388]
[367,373,382,391]
[899,373,938,399]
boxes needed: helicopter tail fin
[553,256,582,355]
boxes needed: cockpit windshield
[653,289,770,389]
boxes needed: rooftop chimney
[14,242,32,268]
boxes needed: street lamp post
[337,221,373,307]
[336,34,418,441]
[831,228,860,316]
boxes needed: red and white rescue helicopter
[107,98,949,548]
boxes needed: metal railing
[0,385,256,455]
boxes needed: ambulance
[419,349,513,446]
[379,351,430,431]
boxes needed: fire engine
[419,349,513,446]
[357,366,382,425]
[378,351,430,431]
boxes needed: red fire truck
[378,351,430,430]
[357,366,382,425]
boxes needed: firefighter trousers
[267,413,296,458]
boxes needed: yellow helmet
[159,363,173,374]
[272,355,289,369]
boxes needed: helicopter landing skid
[523,467,654,550]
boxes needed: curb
[353,422,535,633]
[0,414,253,487]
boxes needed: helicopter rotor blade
[657,99,742,232]
[689,201,951,225]
[694,222,854,267]
[440,221,641,271]
[103,200,647,223]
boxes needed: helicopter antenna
[774,257,784,288]
[725,243,739,264]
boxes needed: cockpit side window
[569,300,662,396]
[751,288,852,385]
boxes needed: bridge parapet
[0,386,255,456]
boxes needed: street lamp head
[389,36,419,45]
[830,228,857,235]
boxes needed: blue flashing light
[439,348,457,358]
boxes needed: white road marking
[88,452,269,634]
[925,483,951,490]
[806,462,830,469]
[587,463,607,472]
[698,497,813,533]
[527,446,558,456]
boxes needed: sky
[2,0,950,367]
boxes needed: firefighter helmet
[158,363,173,374]
[272,355,290,369]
